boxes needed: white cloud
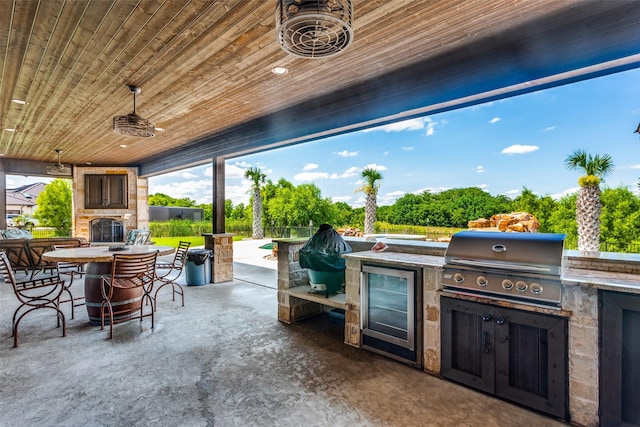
[150,179,213,204]
[542,126,557,132]
[475,165,485,174]
[618,164,640,169]
[165,170,198,179]
[225,164,246,179]
[370,118,427,132]
[363,163,388,171]
[303,163,319,171]
[501,144,540,155]
[505,189,520,196]
[294,171,329,181]
[476,184,490,192]
[234,160,252,168]
[378,190,407,206]
[331,195,352,203]
[364,117,443,137]
[489,117,501,124]
[226,182,252,205]
[401,146,414,151]
[335,150,358,157]
[330,166,360,179]
[551,186,580,200]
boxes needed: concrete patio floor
[0,240,566,426]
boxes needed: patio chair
[55,243,88,319]
[154,241,191,308]
[0,251,66,347]
[100,251,158,339]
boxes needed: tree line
[150,180,640,253]
[29,150,638,252]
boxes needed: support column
[0,159,6,229]
[212,156,225,234]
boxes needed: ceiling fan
[113,85,155,137]
[46,149,72,176]
[276,0,354,59]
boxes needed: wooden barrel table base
[84,262,143,326]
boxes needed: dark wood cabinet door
[494,307,567,419]
[601,291,640,427]
[85,174,128,209]
[441,297,495,394]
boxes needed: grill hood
[444,231,566,276]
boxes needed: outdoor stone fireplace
[90,218,124,243]
[71,166,149,242]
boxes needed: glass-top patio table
[43,245,175,325]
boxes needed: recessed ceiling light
[11,99,27,105]
[155,127,164,132]
[4,128,16,132]
[271,66,289,75]
[120,144,127,148]
[85,162,92,165]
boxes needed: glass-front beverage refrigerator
[361,264,422,368]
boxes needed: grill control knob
[477,276,488,287]
[530,283,543,295]
[453,273,464,283]
[502,279,514,290]
[515,281,527,292]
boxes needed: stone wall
[276,239,323,324]
[203,233,234,283]
[563,283,599,427]
[72,166,148,240]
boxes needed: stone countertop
[562,267,640,294]
[342,250,443,268]
[343,249,640,295]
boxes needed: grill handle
[492,244,507,253]
[445,258,554,274]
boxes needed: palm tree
[565,149,614,252]
[244,167,266,239]
[355,168,383,235]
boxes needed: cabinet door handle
[482,330,491,353]
[496,317,505,325]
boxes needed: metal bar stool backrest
[101,251,158,339]
[154,241,191,308]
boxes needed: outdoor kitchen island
[276,236,640,426]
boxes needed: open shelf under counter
[285,285,347,310]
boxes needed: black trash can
[185,249,212,286]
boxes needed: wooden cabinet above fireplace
[84,174,128,209]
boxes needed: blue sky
[9,68,640,208]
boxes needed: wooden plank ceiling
[1,0,640,175]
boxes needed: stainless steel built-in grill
[441,231,566,307]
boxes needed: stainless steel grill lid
[444,231,566,276]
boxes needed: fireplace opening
[90,218,124,242]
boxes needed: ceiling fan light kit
[276,0,354,59]
[113,85,155,137]
[46,149,72,176]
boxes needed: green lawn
[151,235,247,248]
[151,236,206,248]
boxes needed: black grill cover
[299,224,352,272]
